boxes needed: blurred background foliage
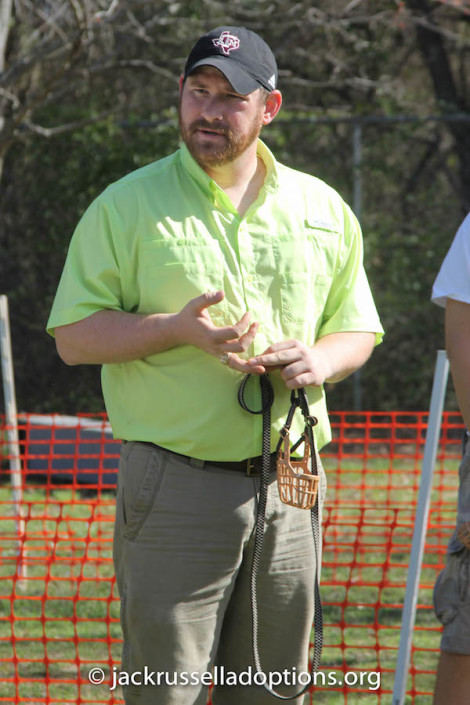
[0,0,469,413]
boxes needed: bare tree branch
[92,0,120,21]
[0,0,468,203]
[0,0,13,73]
[21,108,116,137]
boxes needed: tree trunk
[406,0,470,211]
[0,0,13,183]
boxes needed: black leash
[238,374,323,700]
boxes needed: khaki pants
[113,441,326,705]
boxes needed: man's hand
[246,340,331,388]
[245,332,376,389]
[54,290,265,368]
[172,291,265,373]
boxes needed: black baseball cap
[183,26,278,95]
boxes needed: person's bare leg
[432,652,470,705]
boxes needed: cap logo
[212,30,240,56]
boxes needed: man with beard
[47,26,383,705]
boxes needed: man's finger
[216,321,259,354]
[232,321,259,350]
[280,361,302,380]
[230,310,252,337]
[249,348,297,368]
[189,290,225,313]
[257,340,298,355]
[285,372,318,389]
[227,353,265,374]
[211,327,244,346]
[210,312,253,345]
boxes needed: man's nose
[200,96,224,122]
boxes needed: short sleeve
[46,197,123,336]
[431,213,470,308]
[317,204,383,345]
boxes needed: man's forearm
[53,291,260,367]
[247,331,376,389]
[313,331,376,383]
[445,298,470,429]
[54,310,179,365]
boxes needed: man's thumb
[193,290,225,311]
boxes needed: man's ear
[262,90,282,126]
[178,75,184,95]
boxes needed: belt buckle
[246,458,255,476]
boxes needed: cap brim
[186,57,260,95]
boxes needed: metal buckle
[246,458,255,475]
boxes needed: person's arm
[54,290,263,371]
[55,309,178,365]
[242,331,376,389]
[445,297,470,429]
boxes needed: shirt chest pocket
[273,240,332,341]
[139,241,227,321]
[280,271,331,323]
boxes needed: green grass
[0,451,460,705]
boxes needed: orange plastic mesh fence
[0,411,463,704]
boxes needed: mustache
[189,119,230,135]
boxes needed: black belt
[135,441,277,476]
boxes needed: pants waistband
[133,441,277,476]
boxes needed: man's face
[179,66,267,170]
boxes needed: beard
[178,104,263,169]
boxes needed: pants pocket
[121,443,166,542]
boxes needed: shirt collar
[179,139,279,204]
[179,142,215,198]
[255,139,279,194]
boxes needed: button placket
[238,221,265,355]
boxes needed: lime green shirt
[47,140,383,458]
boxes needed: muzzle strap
[238,374,323,700]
